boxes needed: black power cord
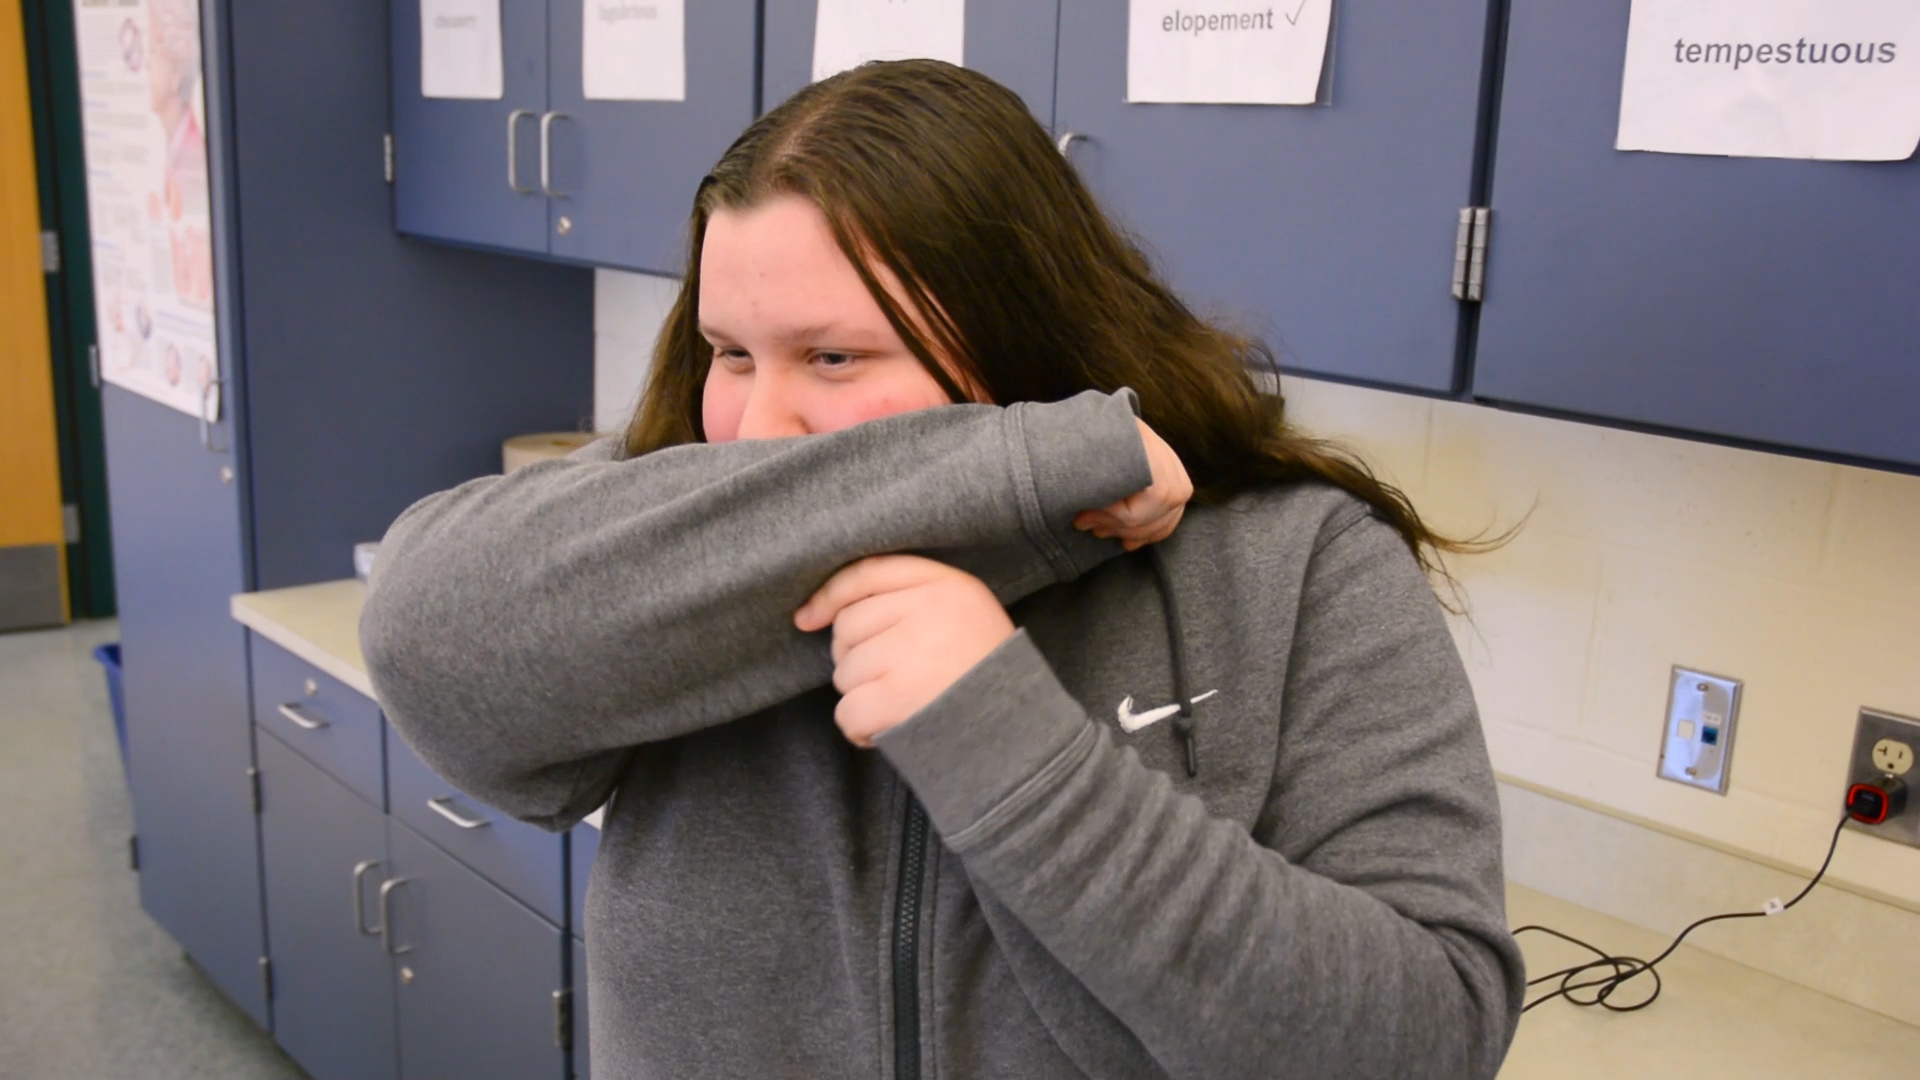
[1513,809,1852,1014]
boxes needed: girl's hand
[795,555,1015,748]
[1072,419,1192,551]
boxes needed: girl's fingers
[826,590,915,664]
[797,554,950,631]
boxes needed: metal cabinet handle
[378,877,413,955]
[199,377,226,452]
[506,108,536,194]
[276,702,329,731]
[352,859,383,936]
[1056,130,1085,158]
[427,796,491,830]
[539,111,571,197]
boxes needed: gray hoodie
[360,389,1524,1080]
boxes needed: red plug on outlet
[1848,776,1908,826]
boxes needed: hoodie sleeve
[360,390,1151,831]
[873,511,1525,1080]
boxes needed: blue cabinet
[544,1,758,271]
[250,638,387,808]
[1471,0,1920,470]
[388,727,567,926]
[570,820,599,935]
[99,0,591,1039]
[390,0,551,254]
[1052,0,1499,393]
[103,389,267,1029]
[760,0,1062,123]
[256,732,398,1080]
[572,935,591,1080]
[393,0,757,274]
[248,629,579,1079]
[388,819,570,1080]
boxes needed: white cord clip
[1761,897,1786,916]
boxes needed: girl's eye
[813,352,856,370]
[713,348,752,371]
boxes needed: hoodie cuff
[1004,389,1152,583]
[873,630,1098,849]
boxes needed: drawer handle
[276,702,330,731]
[352,859,383,936]
[427,796,491,830]
[539,111,571,197]
[379,877,413,955]
[506,108,537,194]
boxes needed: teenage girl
[363,59,1524,1080]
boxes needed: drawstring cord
[1147,544,1200,778]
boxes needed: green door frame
[21,0,113,617]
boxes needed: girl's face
[698,194,973,442]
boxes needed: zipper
[892,795,930,1080]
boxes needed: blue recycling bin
[93,643,129,777]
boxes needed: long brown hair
[626,60,1493,580]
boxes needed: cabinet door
[544,0,758,272]
[571,935,591,1080]
[257,733,398,1080]
[760,0,1062,124]
[102,387,268,1028]
[1472,0,1920,469]
[387,724,565,926]
[1053,1,1497,392]
[388,820,567,1080]
[392,0,551,253]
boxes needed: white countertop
[231,579,374,697]
[230,582,1920,1070]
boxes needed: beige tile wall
[593,269,679,433]
[1281,376,1920,909]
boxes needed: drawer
[386,726,564,926]
[249,634,385,808]
[570,822,599,938]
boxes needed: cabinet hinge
[552,988,573,1051]
[128,835,139,871]
[249,767,262,814]
[384,132,395,184]
[1451,206,1491,303]
[260,956,274,1001]
[41,230,60,273]
[63,504,82,544]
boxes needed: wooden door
[0,0,67,630]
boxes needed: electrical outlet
[1657,667,1741,794]
[1847,708,1920,848]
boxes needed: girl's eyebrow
[701,322,886,349]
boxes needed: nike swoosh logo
[1116,690,1218,733]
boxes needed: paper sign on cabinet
[1127,0,1334,105]
[1617,0,1920,161]
[583,0,687,101]
[813,0,965,83]
[421,0,504,100]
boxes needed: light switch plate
[1658,667,1741,794]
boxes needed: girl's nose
[734,367,811,440]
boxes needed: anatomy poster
[73,0,220,418]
